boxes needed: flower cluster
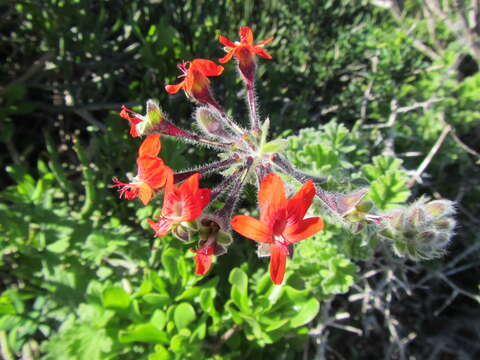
[113,26,454,284]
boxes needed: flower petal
[253,47,272,59]
[218,35,236,48]
[231,215,272,243]
[218,49,236,64]
[191,59,224,77]
[255,36,273,46]
[180,173,211,219]
[284,217,324,243]
[270,243,288,285]
[138,134,161,157]
[239,26,254,45]
[165,82,184,94]
[137,156,173,190]
[286,180,315,226]
[194,252,212,276]
[258,173,287,226]
[138,183,153,205]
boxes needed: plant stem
[174,155,240,183]
[246,83,260,132]
[270,154,327,185]
[216,158,253,220]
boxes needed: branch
[407,123,451,187]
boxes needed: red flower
[148,173,211,237]
[218,27,273,84]
[165,59,224,108]
[119,106,143,137]
[112,134,173,205]
[192,243,215,276]
[119,101,165,138]
[231,173,324,285]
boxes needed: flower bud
[382,198,456,260]
[425,200,455,218]
[195,107,231,139]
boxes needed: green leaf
[119,323,169,344]
[173,302,196,330]
[161,248,180,284]
[289,297,320,328]
[143,294,170,307]
[261,139,288,153]
[46,238,69,253]
[148,345,171,360]
[229,268,250,313]
[150,310,166,330]
[102,286,131,310]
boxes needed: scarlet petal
[165,83,184,94]
[218,35,236,48]
[192,59,224,76]
[270,243,288,285]
[239,27,254,45]
[254,47,272,59]
[194,252,212,276]
[138,183,153,205]
[255,36,273,46]
[284,217,324,243]
[286,180,315,226]
[137,156,172,190]
[258,173,287,225]
[138,134,161,157]
[218,49,236,64]
[178,174,211,221]
[231,215,272,243]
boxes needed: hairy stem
[270,153,327,185]
[174,155,240,183]
[246,83,260,132]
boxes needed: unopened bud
[195,107,231,139]
[434,218,456,231]
[425,200,455,218]
[383,198,456,260]
[407,207,426,228]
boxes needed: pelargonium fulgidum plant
[114,26,456,284]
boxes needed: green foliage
[225,267,320,347]
[1,0,479,359]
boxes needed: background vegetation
[1,0,479,359]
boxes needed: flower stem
[174,155,240,183]
[270,153,327,185]
[154,118,241,152]
[246,83,260,132]
[216,158,253,220]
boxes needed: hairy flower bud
[381,197,456,260]
[195,107,232,139]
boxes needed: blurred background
[1,0,479,359]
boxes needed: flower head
[148,173,211,239]
[218,26,273,84]
[165,59,224,109]
[119,100,165,138]
[112,134,173,205]
[231,173,323,284]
